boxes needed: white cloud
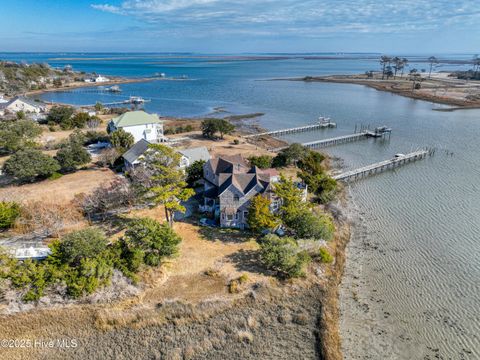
[90,0,480,37]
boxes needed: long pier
[333,150,430,182]
[244,119,336,139]
[272,126,392,152]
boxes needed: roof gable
[113,111,163,127]
[122,139,151,164]
[179,146,211,163]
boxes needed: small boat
[128,96,146,104]
[107,85,122,92]
[318,116,337,128]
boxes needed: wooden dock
[244,121,335,139]
[332,150,430,182]
[271,126,392,152]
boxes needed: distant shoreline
[26,77,155,98]
[270,74,480,111]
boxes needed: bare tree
[428,56,438,78]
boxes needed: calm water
[4,53,479,359]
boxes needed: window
[234,195,240,202]
[243,211,248,219]
[235,212,239,220]
[227,214,233,221]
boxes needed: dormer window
[234,195,239,202]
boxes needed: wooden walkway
[244,122,335,139]
[333,150,430,182]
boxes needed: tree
[46,105,74,128]
[201,118,235,139]
[201,119,218,139]
[285,207,335,240]
[259,234,310,278]
[186,159,206,186]
[110,128,134,150]
[380,55,392,80]
[216,119,235,139]
[70,112,90,129]
[247,195,279,233]
[273,143,307,167]
[55,134,91,172]
[428,56,438,78]
[0,201,21,229]
[392,57,402,79]
[297,150,337,203]
[0,119,42,154]
[409,69,422,92]
[138,144,195,227]
[55,228,108,266]
[123,217,182,266]
[3,149,60,182]
[248,155,273,169]
[274,175,307,226]
[94,102,104,112]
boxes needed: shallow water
[5,53,479,359]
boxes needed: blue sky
[0,0,479,53]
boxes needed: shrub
[84,130,109,145]
[273,143,307,167]
[259,234,311,278]
[48,172,63,180]
[286,208,335,241]
[319,247,334,264]
[123,218,182,266]
[186,160,206,186]
[110,128,134,150]
[0,119,42,154]
[77,178,137,218]
[0,201,21,229]
[55,137,91,172]
[46,105,74,129]
[55,228,108,266]
[248,155,273,169]
[3,149,60,182]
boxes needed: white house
[95,75,110,82]
[0,97,45,114]
[108,110,167,143]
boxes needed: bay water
[3,53,478,359]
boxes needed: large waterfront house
[200,154,305,229]
[0,96,46,115]
[108,110,167,144]
[122,139,210,172]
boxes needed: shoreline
[270,75,480,110]
[25,77,156,97]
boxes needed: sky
[0,0,479,53]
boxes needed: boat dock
[271,125,392,151]
[244,117,336,139]
[333,150,430,182]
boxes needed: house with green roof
[107,110,167,143]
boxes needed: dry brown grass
[0,168,118,205]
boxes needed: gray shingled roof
[179,146,210,163]
[123,139,151,164]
